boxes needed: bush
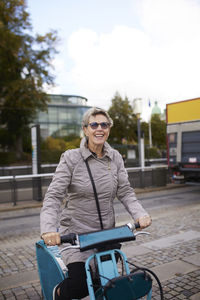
[0,152,31,165]
[0,152,17,165]
[41,150,63,164]
[41,136,81,163]
[145,147,162,159]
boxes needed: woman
[40,107,151,300]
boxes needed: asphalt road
[1,185,199,239]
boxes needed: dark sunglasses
[87,122,110,130]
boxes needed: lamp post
[133,98,143,168]
[148,99,152,148]
[149,117,152,148]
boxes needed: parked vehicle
[166,98,200,184]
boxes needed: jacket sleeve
[116,153,149,221]
[40,151,73,235]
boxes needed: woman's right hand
[41,232,61,246]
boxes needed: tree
[151,114,166,148]
[0,0,58,158]
[108,92,137,144]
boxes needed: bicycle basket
[101,271,152,300]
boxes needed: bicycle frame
[85,249,152,300]
[36,224,153,300]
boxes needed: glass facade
[34,94,91,139]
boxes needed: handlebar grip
[134,222,140,229]
[127,222,140,231]
[60,233,77,245]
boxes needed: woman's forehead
[89,114,108,122]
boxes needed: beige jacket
[40,138,148,264]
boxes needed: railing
[0,160,167,176]
[0,173,53,205]
[0,165,169,206]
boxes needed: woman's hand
[41,232,61,246]
[137,215,152,229]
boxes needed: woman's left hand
[138,215,152,229]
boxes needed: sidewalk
[0,184,200,299]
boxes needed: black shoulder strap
[85,159,104,229]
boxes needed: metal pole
[31,124,42,201]
[141,133,145,170]
[149,119,152,148]
[137,114,142,167]
[36,124,42,201]
[11,176,17,206]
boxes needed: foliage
[145,146,162,159]
[65,138,81,150]
[63,134,81,149]
[151,114,166,148]
[41,136,81,151]
[107,92,167,160]
[0,0,58,157]
[141,121,149,143]
[41,135,81,163]
[41,150,63,164]
[0,151,17,165]
[0,151,31,165]
[108,92,137,144]
[41,136,67,151]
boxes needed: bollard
[32,176,42,201]
[11,176,17,206]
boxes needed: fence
[0,166,169,206]
[0,159,167,176]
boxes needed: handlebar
[60,233,77,245]
[60,222,141,245]
[127,222,140,231]
[59,222,149,253]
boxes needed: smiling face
[83,113,111,154]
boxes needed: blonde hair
[82,107,113,128]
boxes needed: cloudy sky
[27,0,200,120]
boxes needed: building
[151,101,166,121]
[151,101,161,115]
[35,94,91,139]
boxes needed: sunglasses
[87,122,110,130]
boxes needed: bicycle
[36,223,163,300]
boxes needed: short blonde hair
[82,107,113,128]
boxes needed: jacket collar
[80,137,113,160]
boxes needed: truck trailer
[166,98,200,184]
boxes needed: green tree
[151,114,166,148]
[0,0,58,158]
[108,92,137,144]
[141,121,149,143]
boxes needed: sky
[27,0,200,121]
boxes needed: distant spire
[152,101,161,115]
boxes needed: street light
[133,98,143,168]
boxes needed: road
[0,185,200,239]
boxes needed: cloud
[137,0,200,44]
[51,0,200,120]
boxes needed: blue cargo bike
[36,223,163,300]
